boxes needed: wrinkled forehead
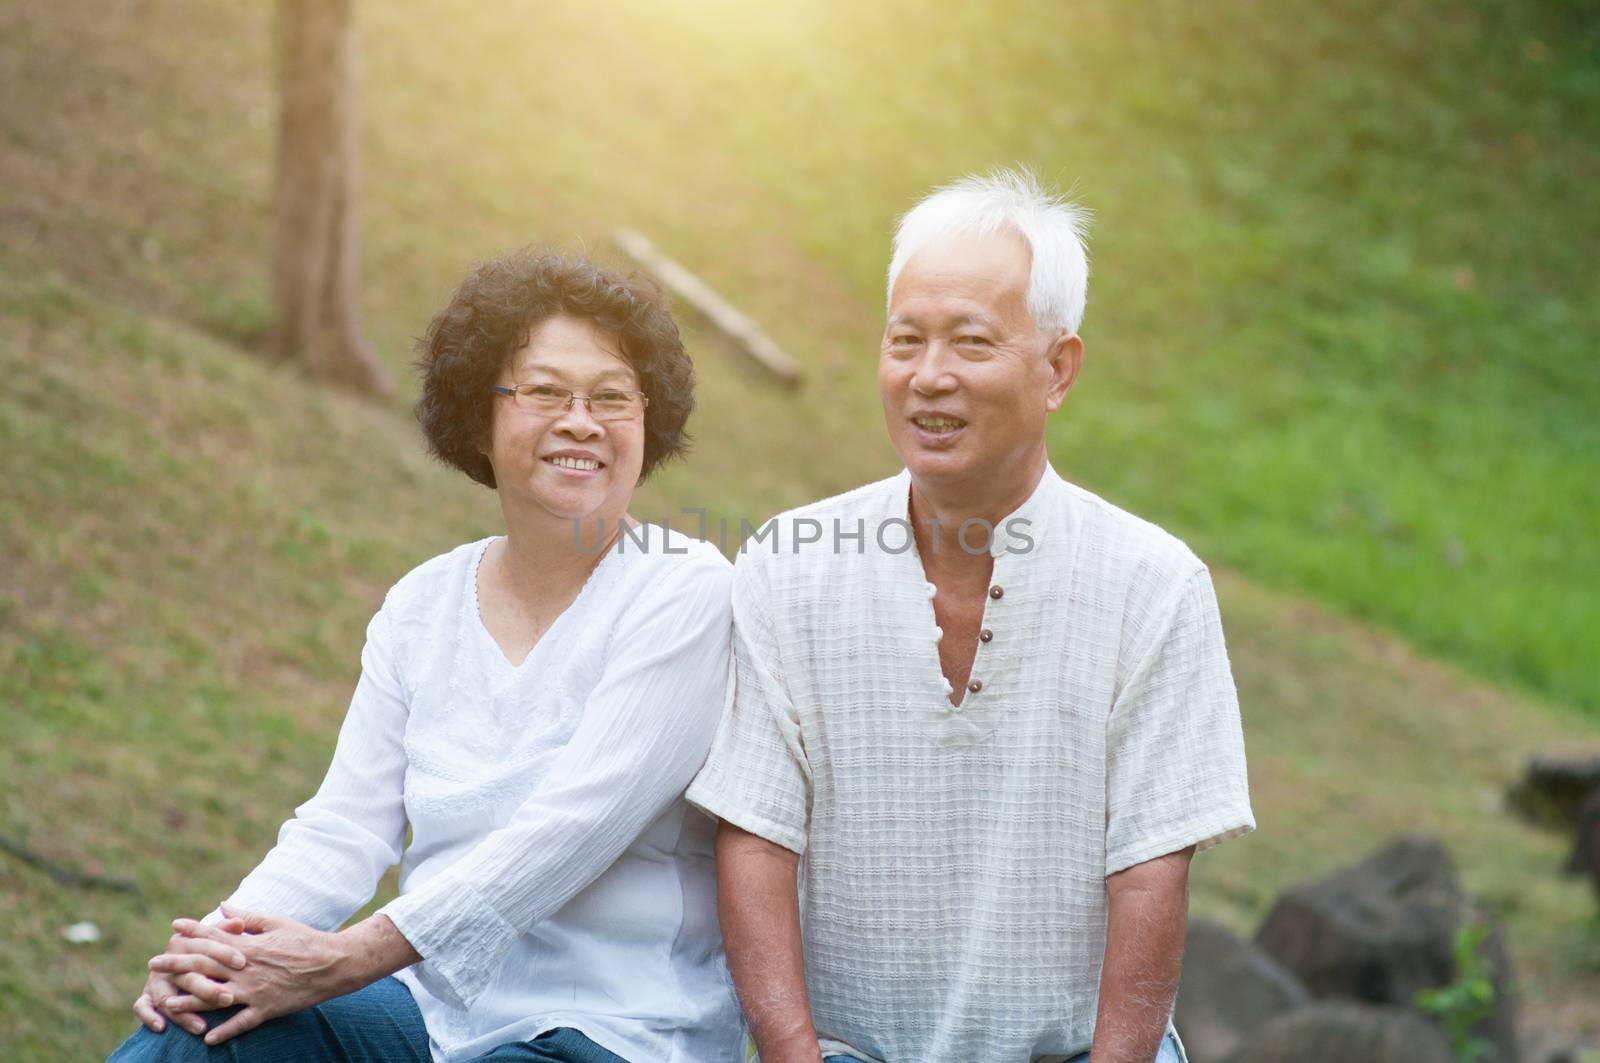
[508,315,638,384]
[888,227,1034,324]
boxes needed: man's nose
[909,341,958,396]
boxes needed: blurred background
[2,0,1597,1059]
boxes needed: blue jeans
[823,1028,1185,1063]
[107,976,629,1063]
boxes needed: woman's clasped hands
[134,905,369,1046]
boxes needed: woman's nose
[553,402,604,438]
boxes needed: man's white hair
[886,166,1091,335]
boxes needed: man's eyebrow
[885,311,996,331]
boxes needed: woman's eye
[529,385,567,398]
[592,391,629,403]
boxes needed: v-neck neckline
[896,486,996,712]
[891,466,1059,711]
[469,535,619,671]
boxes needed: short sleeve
[686,556,812,855]
[1104,567,1254,876]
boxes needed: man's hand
[151,906,420,1046]
[132,916,249,1035]
[1089,846,1194,1063]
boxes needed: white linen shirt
[686,466,1254,1063]
[212,531,744,1063]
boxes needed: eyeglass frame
[490,382,651,421]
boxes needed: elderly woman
[109,250,743,1063]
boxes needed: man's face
[878,227,1080,496]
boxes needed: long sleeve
[686,554,813,855]
[379,555,734,1009]
[215,604,410,929]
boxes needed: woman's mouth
[545,455,604,472]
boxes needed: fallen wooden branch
[613,228,803,389]
[0,831,141,894]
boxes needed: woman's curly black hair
[415,248,694,488]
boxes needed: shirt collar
[892,463,1063,560]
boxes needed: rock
[61,921,101,944]
[1564,787,1600,903]
[1175,919,1312,1063]
[1254,835,1519,1061]
[1507,754,1600,830]
[1218,1003,1454,1063]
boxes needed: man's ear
[1044,332,1084,411]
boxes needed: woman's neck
[494,502,628,612]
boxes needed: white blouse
[212,531,743,1063]
[688,466,1254,1063]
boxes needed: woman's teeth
[913,417,965,433]
[548,456,601,471]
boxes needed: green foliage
[1414,921,1498,1063]
[1562,913,1600,974]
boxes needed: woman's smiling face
[485,314,645,526]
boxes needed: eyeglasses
[491,383,649,421]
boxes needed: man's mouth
[545,456,603,471]
[912,416,967,434]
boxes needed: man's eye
[890,335,921,346]
[958,335,992,346]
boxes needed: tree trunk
[270,0,393,399]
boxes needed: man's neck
[910,451,1046,534]
[908,449,1047,578]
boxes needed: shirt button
[979,628,994,643]
[989,585,1004,600]
[967,679,983,694]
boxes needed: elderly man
[685,168,1254,1063]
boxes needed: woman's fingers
[167,971,234,1007]
[164,931,247,969]
[159,1001,211,1035]
[171,917,235,941]
[157,993,206,1014]
[149,951,236,981]
[132,993,166,1033]
[204,1005,266,1046]
[217,905,287,934]
[139,975,209,1035]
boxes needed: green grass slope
[5,0,1596,715]
[3,0,1599,1058]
